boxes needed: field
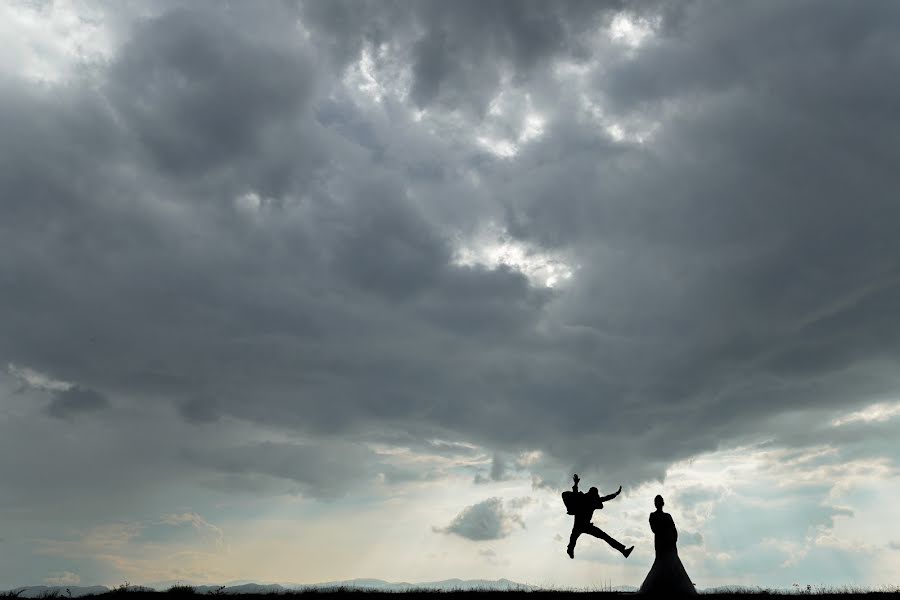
[6,587,900,600]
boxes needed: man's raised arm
[600,485,622,503]
[572,474,580,493]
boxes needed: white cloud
[453,224,575,288]
[832,401,900,427]
[476,90,546,158]
[0,0,115,83]
[7,363,72,392]
[234,191,263,215]
[608,12,660,49]
[343,43,411,105]
[476,136,518,158]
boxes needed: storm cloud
[2,0,900,587]
[45,387,110,420]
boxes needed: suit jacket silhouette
[572,492,605,525]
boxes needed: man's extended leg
[567,526,581,559]
[584,523,633,557]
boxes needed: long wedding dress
[639,510,696,595]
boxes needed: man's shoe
[566,546,574,559]
[622,546,634,558]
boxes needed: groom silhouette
[564,474,634,559]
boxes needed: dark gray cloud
[107,8,314,176]
[0,0,899,525]
[177,397,220,425]
[45,387,110,420]
[181,441,375,500]
[299,0,634,114]
[434,497,525,541]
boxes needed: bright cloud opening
[453,225,575,288]
[476,91,546,158]
[0,1,114,83]
[608,12,660,49]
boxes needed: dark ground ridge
[4,588,900,599]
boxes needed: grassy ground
[6,589,900,599]
[5,585,900,599]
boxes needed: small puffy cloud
[45,386,109,420]
[434,497,525,541]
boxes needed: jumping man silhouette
[564,474,634,559]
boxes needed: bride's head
[654,495,665,509]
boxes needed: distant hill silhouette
[3,586,109,597]
[5,579,540,596]
[206,579,538,593]
[295,578,538,591]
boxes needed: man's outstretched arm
[572,474,580,493]
[600,485,622,503]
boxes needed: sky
[1,0,900,591]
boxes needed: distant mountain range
[2,586,110,598]
[170,578,543,593]
[3,579,541,596]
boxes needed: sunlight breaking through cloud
[608,12,660,49]
[476,90,546,158]
[453,226,575,288]
[0,0,115,83]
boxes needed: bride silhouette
[639,495,696,595]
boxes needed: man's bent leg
[584,523,626,554]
